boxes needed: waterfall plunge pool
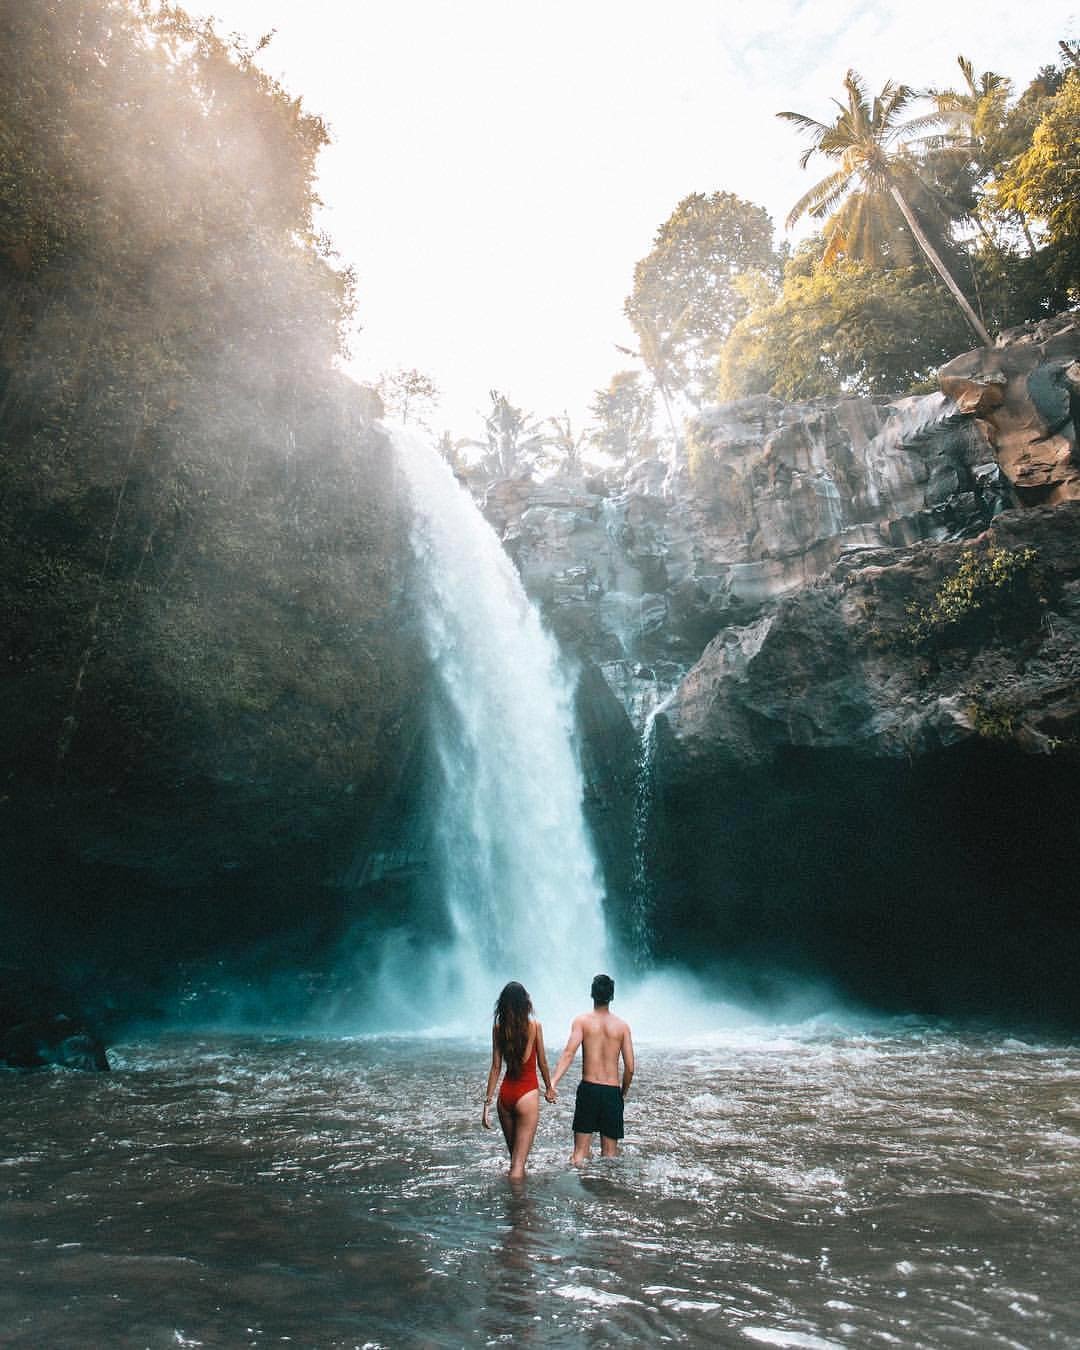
[3,1020,1079,1348]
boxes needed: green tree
[918,52,1076,321]
[929,56,1013,148]
[778,69,992,345]
[996,69,1080,291]
[717,243,971,401]
[0,0,402,811]
[546,413,589,477]
[376,367,440,427]
[616,316,684,451]
[625,192,779,397]
[587,371,657,468]
[923,56,1020,246]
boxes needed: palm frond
[898,109,952,137]
[843,68,870,110]
[785,169,851,229]
[776,109,829,133]
[811,174,856,220]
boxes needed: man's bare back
[573,1007,633,1088]
[551,974,635,1162]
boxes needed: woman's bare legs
[496,1096,515,1157]
[505,1089,540,1179]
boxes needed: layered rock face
[653,314,1080,776]
[658,503,1080,774]
[646,503,1080,1024]
[481,341,1039,730]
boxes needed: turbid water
[3,1020,1079,1348]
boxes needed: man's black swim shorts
[572,1080,624,1139]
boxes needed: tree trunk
[654,376,682,462]
[890,185,993,347]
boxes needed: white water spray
[391,428,611,1029]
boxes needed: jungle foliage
[611,45,1078,422]
[0,0,408,796]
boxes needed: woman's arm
[482,1024,502,1129]
[535,1021,556,1103]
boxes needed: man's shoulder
[583,1009,630,1034]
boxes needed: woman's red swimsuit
[498,1043,539,1108]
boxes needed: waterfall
[629,710,659,969]
[391,427,611,1029]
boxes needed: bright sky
[199,0,1076,438]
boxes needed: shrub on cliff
[904,546,1045,648]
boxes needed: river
[3,1018,1079,1348]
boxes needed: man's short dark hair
[591,973,615,1004]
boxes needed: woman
[482,981,556,1179]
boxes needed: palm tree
[928,56,1012,144]
[778,69,992,346]
[546,413,589,477]
[470,390,548,478]
[926,56,1035,253]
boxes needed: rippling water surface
[2,1022,1079,1348]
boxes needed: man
[550,973,635,1163]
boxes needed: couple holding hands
[482,974,635,1180]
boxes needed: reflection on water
[2,1023,1079,1347]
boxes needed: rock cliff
[480,324,1069,729]
[1,376,428,1013]
[479,314,1080,1024]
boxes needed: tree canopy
[996,70,1080,290]
[376,368,441,427]
[0,0,382,794]
[587,372,657,469]
[704,45,1077,407]
[624,192,780,400]
[718,246,972,401]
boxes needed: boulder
[0,971,110,1071]
[939,313,1080,505]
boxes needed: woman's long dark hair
[494,982,533,1077]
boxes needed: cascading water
[390,427,611,1028]
[628,708,661,969]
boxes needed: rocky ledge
[481,316,1079,732]
[656,502,1080,777]
[643,502,1080,1026]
